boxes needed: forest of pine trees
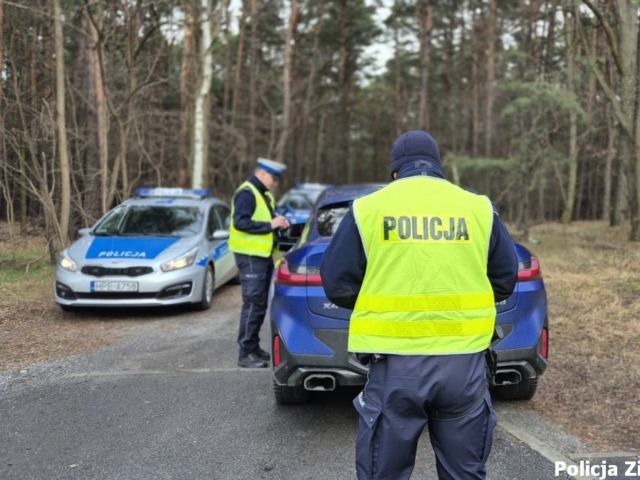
[1,0,639,257]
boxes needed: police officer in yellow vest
[320,131,518,479]
[230,158,290,368]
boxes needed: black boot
[238,352,268,368]
[255,348,271,362]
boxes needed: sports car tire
[492,376,539,400]
[273,379,311,405]
[192,265,214,311]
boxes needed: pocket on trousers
[353,391,382,430]
[480,391,498,462]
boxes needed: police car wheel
[272,379,310,405]
[492,376,539,400]
[192,265,214,311]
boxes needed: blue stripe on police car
[86,237,179,260]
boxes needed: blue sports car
[269,184,549,404]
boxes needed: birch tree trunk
[53,0,70,248]
[192,0,216,189]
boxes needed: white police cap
[257,157,287,177]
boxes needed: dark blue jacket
[232,175,275,235]
[320,164,519,312]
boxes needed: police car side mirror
[78,228,91,236]
[211,229,230,241]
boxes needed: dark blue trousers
[235,253,274,357]
[353,353,496,480]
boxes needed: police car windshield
[302,189,324,202]
[316,204,350,237]
[279,191,314,210]
[94,206,203,237]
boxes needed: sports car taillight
[541,327,548,359]
[273,335,281,367]
[274,259,322,286]
[517,256,542,282]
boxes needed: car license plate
[91,281,139,292]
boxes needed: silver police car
[55,188,238,311]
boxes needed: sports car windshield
[316,204,350,237]
[93,206,203,237]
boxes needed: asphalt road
[0,285,597,479]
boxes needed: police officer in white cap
[229,158,290,368]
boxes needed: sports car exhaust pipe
[304,374,336,391]
[493,369,522,386]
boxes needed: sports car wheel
[272,379,310,405]
[193,265,214,311]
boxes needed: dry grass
[521,221,640,452]
[1,222,639,452]
[0,226,153,371]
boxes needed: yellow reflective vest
[229,181,275,257]
[349,176,496,355]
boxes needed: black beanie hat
[390,130,441,178]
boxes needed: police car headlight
[59,252,78,272]
[160,248,198,272]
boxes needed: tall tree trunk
[222,0,232,123]
[484,0,496,156]
[192,0,216,189]
[247,0,259,162]
[561,5,578,224]
[299,0,324,181]
[276,0,298,163]
[471,10,480,158]
[232,1,247,179]
[338,0,352,182]
[612,136,628,226]
[0,0,7,228]
[604,99,615,221]
[77,10,102,222]
[179,0,196,187]
[445,1,458,153]
[53,0,70,249]
[87,5,109,214]
[231,2,247,128]
[393,1,403,136]
[416,0,433,131]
